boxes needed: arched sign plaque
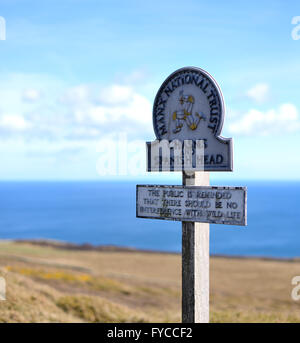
[147,66,233,171]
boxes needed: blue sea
[0,181,299,258]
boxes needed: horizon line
[0,178,299,182]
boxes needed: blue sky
[0,0,299,181]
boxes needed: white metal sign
[147,66,232,172]
[137,185,247,226]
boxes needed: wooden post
[182,171,210,323]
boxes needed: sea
[0,181,299,258]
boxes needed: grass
[56,296,147,323]
[0,240,300,322]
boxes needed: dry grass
[0,240,300,322]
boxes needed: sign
[137,185,247,226]
[147,66,232,172]
[136,65,247,323]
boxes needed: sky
[0,0,300,181]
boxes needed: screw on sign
[137,66,247,323]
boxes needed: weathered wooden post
[182,171,210,323]
[137,66,247,323]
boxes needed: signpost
[136,66,247,323]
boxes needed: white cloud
[2,75,299,142]
[98,85,134,105]
[0,114,30,131]
[228,103,300,135]
[246,83,270,104]
[22,89,41,102]
[60,85,90,105]
[60,83,152,139]
[0,77,153,142]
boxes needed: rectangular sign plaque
[146,139,233,172]
[137,185,247,226]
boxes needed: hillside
[0,240,299,323]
